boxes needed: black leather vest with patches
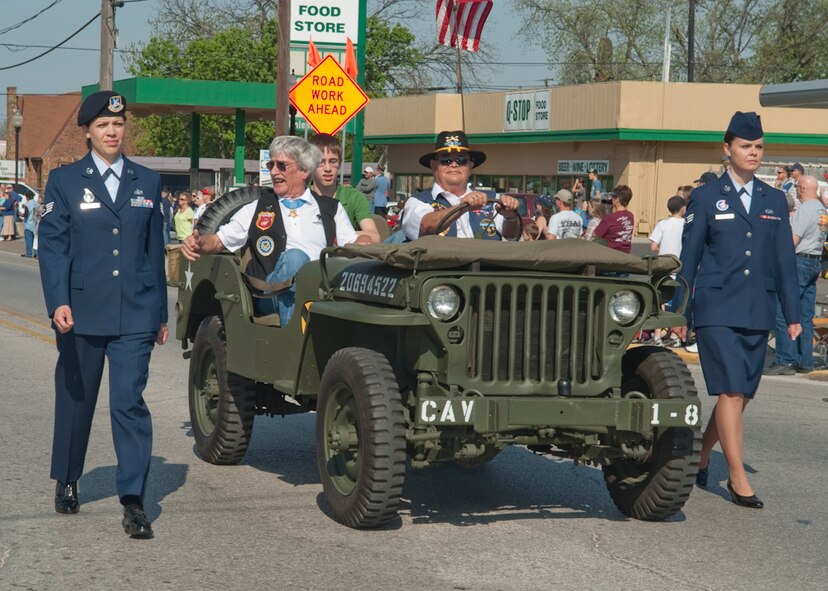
[245,189,338,280]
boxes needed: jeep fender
[296,302,434,397]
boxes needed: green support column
[235,109,246,186]
[190,113,201,191]
[352,0,368,177]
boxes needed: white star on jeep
[185,262,193,290]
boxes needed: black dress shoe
[122,504,154,539]
[696,465,709,487]
[727,480,764,509]
[55,481,80,514]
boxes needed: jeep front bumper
[414,396,700,434]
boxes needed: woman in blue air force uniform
[678,111,800,509]
[38,91,167,538]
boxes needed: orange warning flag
[307,38,322,68]
[344,37,358,79]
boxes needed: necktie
[738,187,751,214]
[280,198,307,218]
[102,168,119,202]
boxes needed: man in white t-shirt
[648,194,687,346]
[649,195,686,257]
[546,189,583,239]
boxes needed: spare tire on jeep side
[196,186,264,235]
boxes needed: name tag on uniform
[80,202,101,210]
[715,213,735,220]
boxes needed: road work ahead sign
[289,55,369,135]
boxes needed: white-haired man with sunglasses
[401,131,520,241]
[180,136,370,324]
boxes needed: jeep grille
[467,283,606,384]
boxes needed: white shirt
[192,203,207,226]
[649,216,684,257]
[401,183,505,240]
[90,151,124,202]
[547,210,583,239]
[216,188,357,259]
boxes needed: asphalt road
[1,250,827,591]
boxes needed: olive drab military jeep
[176,187,701,529]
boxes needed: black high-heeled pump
[727,480,764,509]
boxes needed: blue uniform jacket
[678,174,798,330]
[38,153,167,336]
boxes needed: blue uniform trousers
[51,330,156,500]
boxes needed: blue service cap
[726,111,763,141]
[77,91,127,126]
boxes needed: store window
[472,174,493,191]
[525,176,542,193]
[492,175,523,193]
[394,174,430,197]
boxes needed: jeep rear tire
[189,315,256,464]
[316,348,406,528]
[602,346,701,521]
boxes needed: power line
[0,13,100,71]
[0,43,139,54]
[0,0,64,35]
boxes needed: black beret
[77,91,127,126]
[726,111,763,141]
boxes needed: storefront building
[364,81,828,234]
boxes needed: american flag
[436,0,493,53]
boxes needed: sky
[0,0,551,117]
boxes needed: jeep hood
[327,236,680,276]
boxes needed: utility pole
[100,1,124,90]
[688,0,696,82]
[276,0,291,136]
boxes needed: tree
[748,0,828,83]
[364,16,425,97]
[513,0,828,84]
[127,22,277,158]
[512,0,667,84]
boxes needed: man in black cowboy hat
[400,131,521,240]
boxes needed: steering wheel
[432,197,524,240]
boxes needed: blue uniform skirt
[695,326,769,398]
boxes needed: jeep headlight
[426,285,461,321]
[608,290,641,325]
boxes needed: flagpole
[340,124,347,186]
[452,4,466,131]
[455,44,465,131]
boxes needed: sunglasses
[266,160,295,172]
[436,155,470,166]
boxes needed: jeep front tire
[602,346,701,521]
[316,348,406,528]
